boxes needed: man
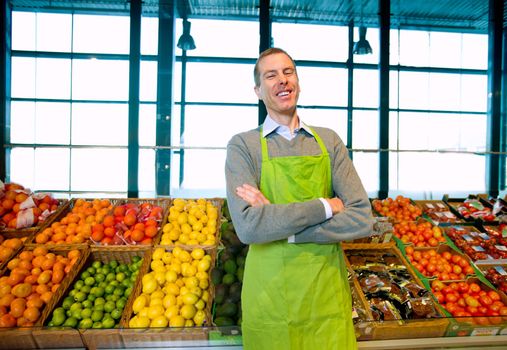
[225,47,374,349]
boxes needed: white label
[463,234,474,242]
[444,211,456,218]
[382,233,392,243]
[478,233,491,240]
[16,209,34,229]
[437,203,446,209]
[494,266,507,275]
[472,245,485,252]
[495,245,507,251]
[426,203,435,209]
[470,327,499,336]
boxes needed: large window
[6,9,489,199]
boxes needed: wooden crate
[342,243,450,340]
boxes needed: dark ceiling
[8,0,496,33]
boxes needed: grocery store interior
[2,0,507,349]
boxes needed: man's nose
[278,74,287,84]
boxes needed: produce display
[393,220,445,247]
[0,247,81,327]
[211,204,247,327]
[482,266,507,294]
[431,279,507,325]
[415,201,459,224]
[90,202,164,246]
[404,246,475,281]
[128,246,212,328]
[0,181,62,230]
[448,198,496,222]
[371,196,422,222]
[47,255,142,328]
[0,238,24,266]
[159,198,219,246]
[346,249,440,321]
[445,226,507,260]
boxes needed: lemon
[181,293,199,305]
[189,286,203,298]
[173,198,186,208]
[184,264,197,277]
[164,305,180,319]
[142,273,155,285]
[197,259,210,272]
[147,304,165,319]
[198,279,209,290]
[194,299,205,311]
[169,315,185,328]
[143,279,158,294]
[132,295,148,313]
[188,214,198,226]
[192,222,204,232]
[162,223,173,234]
[193,310,206,326]
[176,295,184,306]
[178,234,190,244]
[168,229,180,241]
[181,223,192,235]
[175,278,185,288]
[172,246,183,258]
[154,271,166,285]
[152,247,166,261]
[168,211,179,223]
[129,316,139,328]
[179,286,190,296]
[187,239,199,245]
[194,209,204,219]
[169,263,181,275]
[180,304,197,319]
[192,259,200,268]
[179,250,191,263]
[185,276,199,289]
[177,212,188,225]
[197,233,207,243]
[163,294,177,308]
[164,282,180,296]
[160,236,172,245]
[201,291,210,303]
[151,290,165,299]
[185,319,194,327]
[151,259,165,272]
[200,215,208,224]
[137,316,150,328]
[162,252,173,264]
[165,270,177,283]
[149,297,163,307]
[139,307,149,318]
[196,271,208,281]
[150,315,168,328]
[191,248,205,260]
[189,231,199,240]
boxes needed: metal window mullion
[347,21,354,159]
[258,0,270,125]
[379,0,390,199]
[1,1,11,181]
[127,0,141,198]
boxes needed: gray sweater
[225,125,374,244]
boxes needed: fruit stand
[1,182,507,349]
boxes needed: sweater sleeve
[294,130,375,243]
[225,133,328,244]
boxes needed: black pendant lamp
[177,19,196,51]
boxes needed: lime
[222,273,236,285]
[102,265,111,274]
[87,294,96,302]
[53,307,65,316]
[70,309,83,320]
[124,287,133,297]
[132,256,141,264]
[102,317,116,329]
[104,285,115,295]
[92,321,103,329]
[106,273,116,282]
[51,313,66,326]
[105,294,114,301]
[86,267,96,275]
[94,297,105,306]
[94,304,104,312]
[109,260,118,269]
[63,317,78,328]
[92,261,102,270]
[66,310,72,317]
[111,308,122,320]
[47,321,55,327]
[79,318,93,329]
[91,309,104,322]
[84,277,95,286]
[82,300,93,309]
[113,287,125,297]
[62,297,74,310]
[121,278,131,288]
[95,274,105,283]
[118,264,128,273]
[104,301,116,313]
[81,308,92,319]
[109,280,119,287]
[116,298,127,309]
[81,285,92,294]
[70,302,83,312]
[98,281,108,289]
[74,291,87,302]
[75,280,85,290]
[91,287,104,298]
[80,271,90,280]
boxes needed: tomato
[446,293,458,303]
[431,280,445,291]
[457,298,466,308]
[478,295,493,307]
[489,303,502,313]
[478,306,488,315]
[474,317,490,326]
[466,305,479,316]
[442,286,455,295]
[488,290,501,302]
[469,283,481,294]
[465,296,480,308]
[433,291,445,304]
[457,282,469,294]
[499,307,507,316]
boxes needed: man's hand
[236,184,271,207]
[326,197,344,215]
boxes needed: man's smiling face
[254,52,300,119]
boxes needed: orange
[67,250,80,260]
[124,214,137,226]
[40,291,53,304]
[34,233,49,244]
[33,246,48,257]
[103,215,115,228]
[23,307,40,322]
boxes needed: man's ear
[254,86,262,100]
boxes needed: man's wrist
[319,198,333,219]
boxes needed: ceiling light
[177,19,196,51]
[353,26,372,55]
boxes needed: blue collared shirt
[262,115,333,243]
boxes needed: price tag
[426,203,435,209]
[444,211,456,218]
[502,228,507,238]
[382,233,392,243]
[470,327,499,336]
[472,245,485,252]
[494,266,507,275]
[478,233,491,240]
[495,245,507,251]
[463,234,474,242]
[437,203,446,209]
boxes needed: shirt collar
[262,114,314,138]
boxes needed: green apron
[241,128,357,350]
